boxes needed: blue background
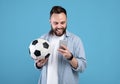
[0,0,120,84]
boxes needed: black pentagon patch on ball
[43,42,49,49]
[45,53,50,59]
[32,40,38,45]
[34,50,41,57]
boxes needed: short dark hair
[50,6,67,17]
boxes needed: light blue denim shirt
[36,30,87,84]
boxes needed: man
[35,6,86,84]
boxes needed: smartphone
[59,40,67,49]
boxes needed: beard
[49,26,67,36]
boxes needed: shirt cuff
[34,62,42,69]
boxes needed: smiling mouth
[54,28,64,36]
[56,28,63,32]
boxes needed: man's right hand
[36,58,48,68]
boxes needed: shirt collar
[65,30,71,37]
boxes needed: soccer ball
[29,38,51,60]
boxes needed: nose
[57,23,62,28]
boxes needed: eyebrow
[53,21,66,23]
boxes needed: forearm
[68,53,86,72]
[69,57,78,69]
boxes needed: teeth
[57,29,62,31]
[57,29,61,31]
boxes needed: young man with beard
[35,6,87,84]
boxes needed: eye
[53,22,58,25]
[61,21,65,25]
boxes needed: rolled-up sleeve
[71,36,87,72]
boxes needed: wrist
[67,53,73,61]
[36,62,42,69]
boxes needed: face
[50,13,67,36]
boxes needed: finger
[60,44,67,50]
[43,58,48,63]
[36,59,44,63]
[58,48,66,53]
[37,60,45,66]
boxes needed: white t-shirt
[47,34,64,84]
